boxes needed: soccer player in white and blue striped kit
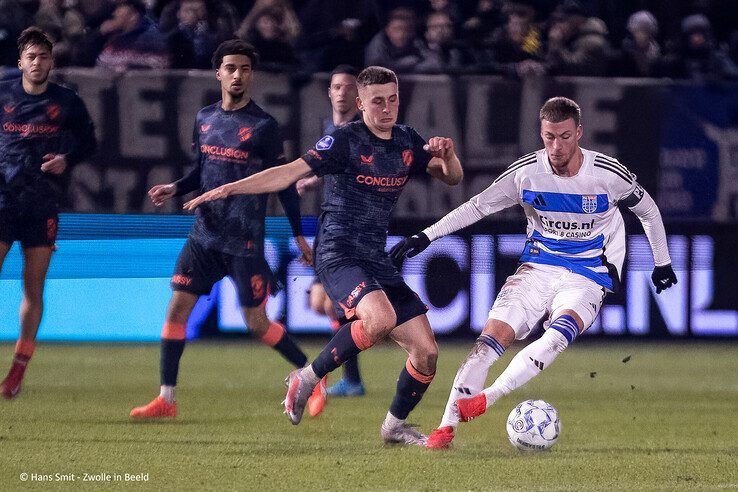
[390,96,678,449]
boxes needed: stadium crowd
[0,0,737,79]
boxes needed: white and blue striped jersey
[425,148,647,292]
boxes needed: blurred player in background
[391,96,678,449]
[184,66,463,445]
[0,28,96,400]
[297,65,367,403]
[129,39,315,419]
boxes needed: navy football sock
[311,320,371,378]
[274,334,308,368]
[160,339,185,386]
[342,355,362,384]
[389,361,434,420]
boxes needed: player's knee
[309,296,325,315]
[412,341,438,374]
[362,310,397,340]
[21,289,43,307]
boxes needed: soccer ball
[506,400,560,451]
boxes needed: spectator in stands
[415,11,472,74]
[0,0,33,66]
[239,6,299,71]
[618,10,661,78]
[296,0,380,72]
[164,0,222,69]
[483,1,545,77]
[34,0,89,67]
[545,0,611,76]
[460,0,506,53]
[660,14,738,81]
[426,0,463,29]
[96,0,170,70]
[365,7,422,73]
[236,0,300,43]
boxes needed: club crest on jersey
[238,127,252,142]
[46,104,60,120]
[402,149,413,167]
[316,135,334,150]
[200,124,211,132]
[582,195,598,213]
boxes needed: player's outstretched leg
[131,292,198,419]
[458,314,578,422]
[426,333,506,449]
[283,318,374,424]
[381,314,437,446]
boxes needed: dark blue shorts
[0,212,58,249]
[318,261,428,326]
[171,237,273,308]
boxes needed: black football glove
[389,232,431,262]
[651,264,677,294]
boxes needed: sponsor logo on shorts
[171,274,192,286]
[46,218,58,242]
[315,135,334,150]
[402,149,413,166]
[251,275,266,299]
[345,281,366,308]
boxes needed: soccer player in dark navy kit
[0,28,96,400]
[130,40,314,419]
[297,65,367,409]
[185,66,464,445]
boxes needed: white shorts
[488,263,606,340]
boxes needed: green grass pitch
[2,340,737,490]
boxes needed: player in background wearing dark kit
[184,66,464,445]
[130,40,314,419]
[0,28,96,400]
[297,65,367,407]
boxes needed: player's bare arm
[425,137,463,185]
[183,159,313,210]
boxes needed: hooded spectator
[545,0,611,76]
[618,10,662,77]
[660,14,738,81]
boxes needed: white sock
[383,411,404,429]
[159,385,175,403]
[439,336,504,428]
[483,328,569,406]
[301,364,320,386]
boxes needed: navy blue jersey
[0,79,96,218]
[175,100,302,257]
[302,121,432,274]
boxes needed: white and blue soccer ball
[506,399,560,451]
